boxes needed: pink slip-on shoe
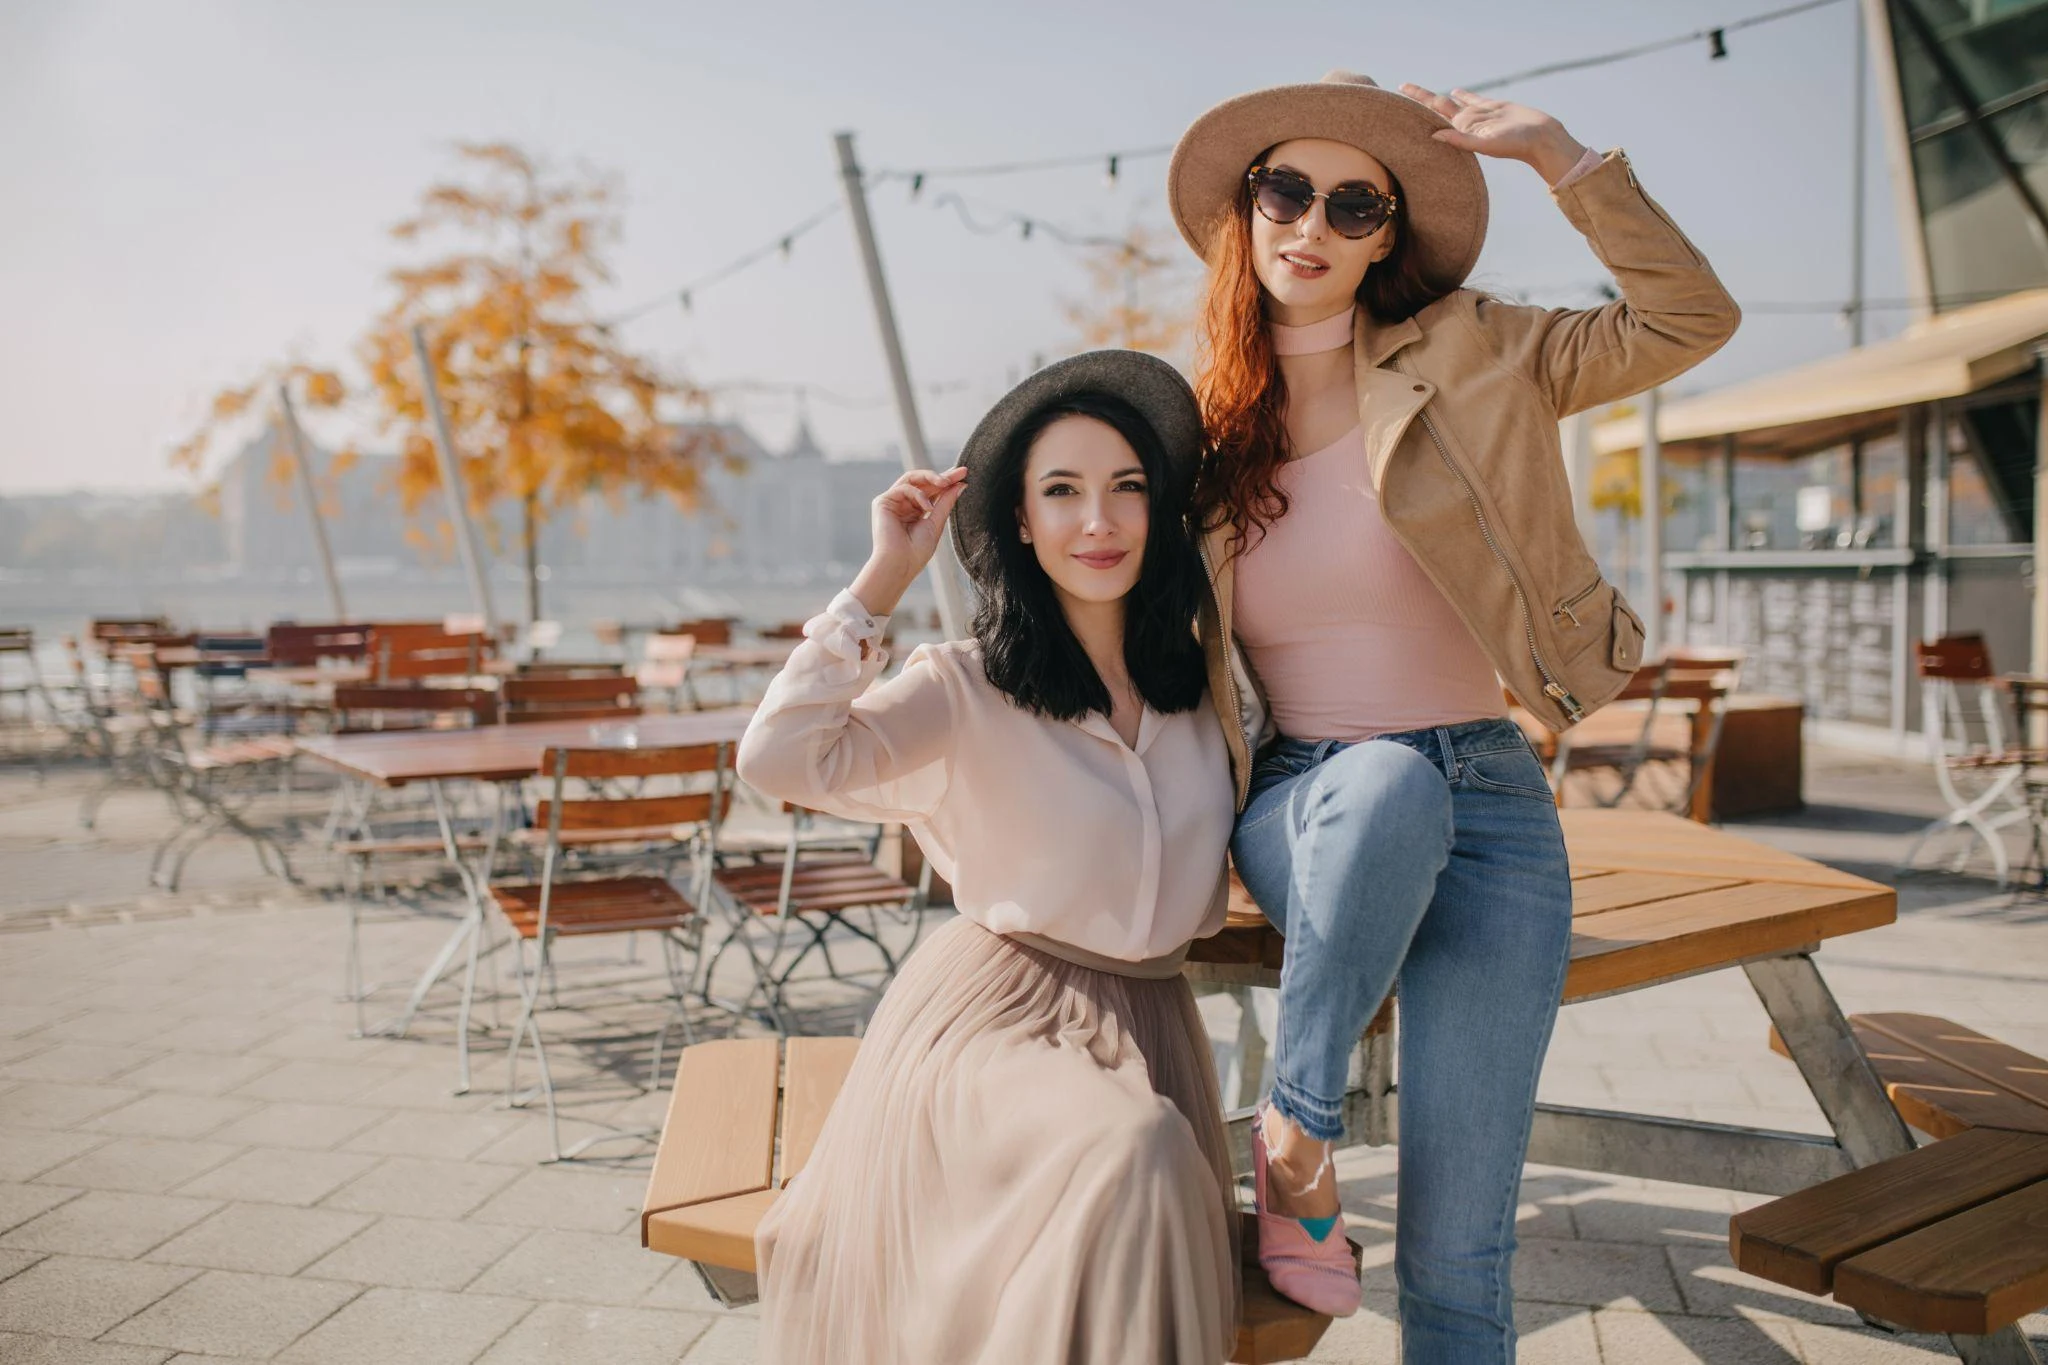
[1252,1105,1361,1317]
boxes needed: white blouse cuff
[801,590,892,687]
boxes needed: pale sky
[1,0,1904,494]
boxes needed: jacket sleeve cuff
[798,590,892,689]
[1546,145,1606,190]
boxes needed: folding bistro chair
[704,806,932,1034]
[492,741,732,1162]
[1900,634,2036,886]
[367,623,491,682]
[499,675,641,725]
[119,668,298,891]
[635,633,697,713]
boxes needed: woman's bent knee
[1305,741,1452,853]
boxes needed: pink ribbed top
[1233,308,1506,742]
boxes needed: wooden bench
[641,1036,1357,1364]
[1733,1015,2048,1359]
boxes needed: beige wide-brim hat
[1168,70,1489,294]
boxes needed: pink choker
[1269,307,1356,356]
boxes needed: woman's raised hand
[850,465,968,618]
[1399,84,1590,187]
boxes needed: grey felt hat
[1168,70,1489,294]
[951,349,1203,577]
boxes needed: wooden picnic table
[1187,809,1911,1197]
[296,708,754,1086]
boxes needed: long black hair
[957,390,1208,721]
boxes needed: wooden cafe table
[296,709,754,1089]
[1186,809,1919,1196]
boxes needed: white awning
[1592,288,2048,456]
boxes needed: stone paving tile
[174,1147,380,1208]
[465,1110,644,1165]
[80,1094,262,1142]
[0,1332,176,1364]
[1789,1319,1972,1361]
[103,1268,363,1357]
[203,1100,388,1151]
[676,1316,760,1365]
[476,1301,715,1365]
[637,1259,727,1315]
[1592,1304,1804,1361]
[469,1228,675,1306]
[27,1009,181,1048]
[145,1017,282,1056]
[145,1203,374,1275]
[0,1005,83,1038]
[0,1181,84,1234]
[338,1108,521,1161]
[0,1190,220,1259]
[0,1080,144,1129]
[272,1285,532,1365]
[227,1058,404,1105]
[1512,1235,1688,1313]
[0,1042,160,1084]
[319,1155,523,1220]
[0,1247,45,1281]
[345,1063,505,1113]
[0,1253,198,1337]
[0,1126,109,1182]
[248,1023,406,1065]
[1561,1184,1745,1249]
[115,1052,286,1098]
[34,1136,243,1195]
[466,1167,643,1234]
[1666,1243,1862,1326]
[299,1215,529,1292]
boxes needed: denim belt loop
[1433,725,1458,779]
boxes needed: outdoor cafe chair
[367,622,492,682]
[1899,633,2036,887]
[0,627,59,778]
[264,621,370,669]
[499,674,642,725]
[702,805,931,1034]
[119,666,299,891]
[489,741,733,1162]
[635,632,697,712]
[1546,659,1670,804]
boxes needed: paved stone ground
[0,741,2043,1363]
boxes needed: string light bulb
[1709,27,1728,58]
[1105,155,1119,189]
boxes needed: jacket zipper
[1198,535,1252,806]
[1412,407,1586,725]
[1555,578,1604,629]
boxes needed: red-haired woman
[1169,72,1739,1359]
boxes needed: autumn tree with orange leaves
[1061,225,1192,357]
[358,142,716,622]
[169,363,352,497]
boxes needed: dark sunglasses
[1247,165,1398,240]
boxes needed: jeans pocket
[1457,747,1556,803]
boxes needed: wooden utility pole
[276,384,348,621]
[834,130,971,640]
[410,325,498,634]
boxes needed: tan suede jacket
[1199,148,1741,811]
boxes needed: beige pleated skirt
[755,915,1241,1365]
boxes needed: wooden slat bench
[641,1036,1357,1364]
[1734,1015,2048,1360]
[1768,1013,2048,1140]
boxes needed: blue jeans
[1231,716,1573,1365]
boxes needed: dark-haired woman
[737,351,1239,1365]
[1168,73,1739,1356]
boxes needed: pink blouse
[735,592,1234,963]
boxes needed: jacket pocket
[1610,591,1647,671]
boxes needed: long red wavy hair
[1192,165,1437,549]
